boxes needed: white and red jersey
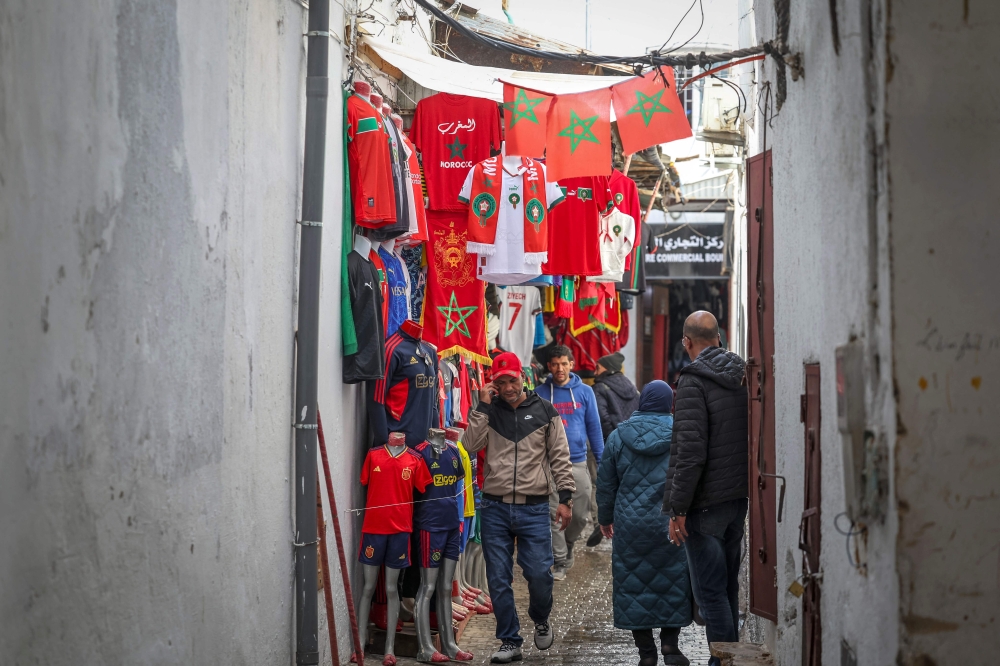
[497,285,543,368]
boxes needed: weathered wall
[747,0,900,664]
[0,0,326,662]
[888,2,1000,663]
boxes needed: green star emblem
[437,291,478,338]
[557,110,600,153]
[446,136,467,159]
[626,88,672,126]
[503,88,546,127]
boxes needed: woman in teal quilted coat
[597,380,692,666]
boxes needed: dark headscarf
[637,380,673,414]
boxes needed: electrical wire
[663,0,705,55]
[410,0,769,69]
[656,0,702,53]
[834,512,866,568]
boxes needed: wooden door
[746,150,777,621]
[801,364,822,666]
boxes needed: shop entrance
[638,279,730,388]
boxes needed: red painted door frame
[746,150,777,621]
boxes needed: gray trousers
[549,461,592,568]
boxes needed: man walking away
[463,352,575,663]
[664,311,748,666]
[538,345,604,581]
[587,351,640,547]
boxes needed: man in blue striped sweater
[539,345,605,580]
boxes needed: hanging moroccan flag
[502,83,552,158]
[421,211,490,364]
[569,284,621,336]
[545,88,612,181]
[612,69,692,155]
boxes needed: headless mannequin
[368,319,436,446]
[391,114,404,130]
[500,140,522,175]
[354,233,373,257]
[353,80,372,101]
[357,433,407,666]
[414,429,473,662]
[370,92,383,109]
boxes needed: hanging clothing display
[496,285,542,368]
[403,135,429,242]
[347,94,396,227]
[400,245,426,321]
[369,117,412,242]
[617,220,652,295]
[410,93,502,212]
[421,211,490,364]
[542,176,613,277]
[458,156,564,284]
[369,322,439,447]
[343,249,386,384]
[608,169,642,271]
[378,244,411,337]
[589,207,636,283]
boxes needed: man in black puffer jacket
[593,352,641,440]
[664,311,748,666]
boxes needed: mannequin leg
[414,567,448,662]
[436,558,473,660]
[357,564,381,653]
[383,567,402,662]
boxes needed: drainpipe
[294,0,330,663]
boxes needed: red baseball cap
[492,352,522,379]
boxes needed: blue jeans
[480,498,554,645]
[684,498,748,666]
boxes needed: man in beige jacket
[463,351,575,663]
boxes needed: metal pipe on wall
[294,0,330,662]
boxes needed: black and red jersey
[369,323,439,447]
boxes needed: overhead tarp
[362,36,627,109]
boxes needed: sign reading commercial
[644,222,725,279]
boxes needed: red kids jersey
[542,176,613,276]
[348,94,397,226]
[360,445,433,534]
[410,93,501,211]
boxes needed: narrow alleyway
[373,540,710,666]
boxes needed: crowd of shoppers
[469,311,748,666]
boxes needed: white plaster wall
[748,1,900,664]
[0,0,329,662]
[887,2,1000,663]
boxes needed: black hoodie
[664,346,749,516]
[593,372,641,439]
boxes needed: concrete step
[710,642,774,666]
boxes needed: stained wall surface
[0,1,345,662]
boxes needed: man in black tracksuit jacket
[664,311,748,666]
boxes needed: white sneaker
[534,621,554,650]
[490,642,522,663]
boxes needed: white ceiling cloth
[363,36,630,118]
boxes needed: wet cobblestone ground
[377,539,710,666]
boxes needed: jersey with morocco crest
[369,322,440,447]
[359,445,433,534]
[412,441,464,532]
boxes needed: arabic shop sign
[645,222,725,279]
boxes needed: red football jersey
[360,445,433,534]
[348,94,397,226]
[542,176,613,276]
[410,93,501,212]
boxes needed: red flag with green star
[545,88,612,181]
[503,83,552,158]
[611,69,691,155]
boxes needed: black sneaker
[586,525,604,547]
[491,642,522,663]
[534,621,554,650]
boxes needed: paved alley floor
[372,539,710,666]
